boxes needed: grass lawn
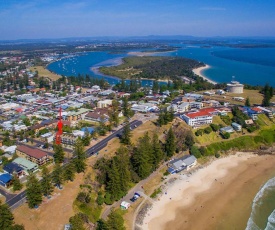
[29,66,61,81]
[202,89,264,106]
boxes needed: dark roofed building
[3,162,24,177]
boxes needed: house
[189,102,203,109]
[167,155,197,174]
[97,99,113,108]
[245,119,254,125]
[85,108,109,123]
[3,162,24,177]
[0,174,13,187]
[13,157,38,174]
[121,201,131,210]
[220,126,234,133]
[67,108,90,121]
[231,122,242,131]
[16,145,51,166]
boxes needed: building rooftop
[17,145,48,159]
[13,157,38,170]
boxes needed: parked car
[130,192,141,202]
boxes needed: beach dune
[142,153,275,230]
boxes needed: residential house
[220,126,234,133]
[0,174,13,187]
[97,99,113,108]
[231,122,242,131]
[85,108,109,123]
[3,162,24,177]
[13,157,38,174]
[67,108,90,121]
[16,145,51,166]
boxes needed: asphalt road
[4,120,143,208]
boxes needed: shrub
[190,146,202,158]
[204,127,212,134]
[195,129,204,136]
[222,132,230,139]
[215,153,220,158]
[96,193,104,206]
[210,123,219,132]
[104,193,113,205]
[76,192,91,204]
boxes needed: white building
[180,108,219,128]
[227,81,244,94]
[97,99,113,108]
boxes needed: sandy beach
[193,65,217,85]
[142,153,275,230]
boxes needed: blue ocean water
[47,45,275,87]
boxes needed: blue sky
[1,0,275,39]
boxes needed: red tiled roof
[251,107,262,112]
[17,145,48,159]
[185,107,217,119]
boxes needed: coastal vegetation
[99,56,204,80]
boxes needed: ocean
[246,177,275,230]
[47,44,275,86]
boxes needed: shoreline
[142,153,275,230]
[127,50,175,57]
[192,64,217,85]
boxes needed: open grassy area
[13,173,84,230]
[29,66,61,81]
[202,89,264,106]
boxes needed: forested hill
[99,56,204,80]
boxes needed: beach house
[167,155,197,174]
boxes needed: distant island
[99,56,204,80]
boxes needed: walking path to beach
[141,153,275,230]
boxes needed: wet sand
[142,153,275,230]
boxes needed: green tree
[245,97,251,107]
[96,219,108,230]
[122,97,132,118]
[131,133,153,179]
[82,129,91,146]
[165,128,176,158]
[73,139,87,173]
[26,173,42,208]
[204,127,212,134]
[106,209,125,230]
[63,163,75,181]
[52,163,63,187]
[69,213,86,230]
[120,123,131,145]
[41,167,53,197]
[152,133,164,168]
[190,146,202,158]
[53,144,65,164]
[157,111,165,126]
[12,174,23,192]
[262,83,273,107]
[0,201,14,229]
[109,100,120,127]
[115,146,131,194]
